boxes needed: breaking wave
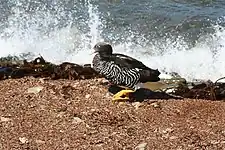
[0,0,225,82]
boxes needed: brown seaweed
[174,78,225,100]
[0,56,101,80]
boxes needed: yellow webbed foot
[112,89,135,103]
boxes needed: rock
[90,109,97,112]
[132,102,142,109]
[169,136,178,140]
[57,112,65,118]
[99,79,109,86]
[104,93,111,98]
[0,116,11,122]
[85,94,91,99]
[27,86,44,94]
[72,117,83,124]
[150,102,160,108]
[39,78,45,83]
[136,142,147,150]
[211,140,220,145]
[162,128,174,134]
[19,137,29,144]
[90,86,97,89]
[36,139,45,144]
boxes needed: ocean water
[0,0,225,81]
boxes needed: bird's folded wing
[106,53,149,69]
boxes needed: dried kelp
[173,77,225,100]
[0,56,101,80]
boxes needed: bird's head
[93,42,113,56]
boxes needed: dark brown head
[93,42,113,56]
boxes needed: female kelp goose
[92,42,160,102]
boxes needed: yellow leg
[112,89,135,103]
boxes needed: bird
[92,42,161,102]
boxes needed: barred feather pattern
[92,54,141,89]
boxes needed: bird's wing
[105,53,149,69]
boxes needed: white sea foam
[0,1,225,82]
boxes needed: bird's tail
[139,68,160,83]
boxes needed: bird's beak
[89,50,98,55]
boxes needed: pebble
[101,79,109,85]
[90,86,97,89]
[135,142,147,150]
[36,140,45,144]
[39,78,45,83]
[211,140,220,145]
[105,93,111,98]
[132,102,142,109]
[162,128,174,134]
[190,126,194,129]
[85,94,91,99]
[169,136,178,140]
[27,86,44,94]
[0,117,11,122]
[150,102,160,108]
[72,117,83,124]
[57,112,65,118]
[19,137,29,144]
[90,108,97,112]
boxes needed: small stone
[29,103,36,108]
[169,136,178,140]
[162,128,174,134]
[27,86,44,94]
[57,112,65,118]
[176,146,183,150]
[39,78,45,83]
[150,102,160,108]
[90,86,97,89]
[118,102,126,105]
[63,143,69,148]
[72,82,79,87]
[136,142,147,150]
[36,140,45,144]
[132,102,142,109]
[105,93,111,98]
[90,109,96,112]
[85,94,91,99]
[19,137,29,144]
[0,117,11,122]
[99,79,109,85]
[162,134,170,139]
[72,117,83,124]
[211,140,220,145]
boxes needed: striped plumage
[92,42,160,89]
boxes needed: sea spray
[0,1,225,82]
